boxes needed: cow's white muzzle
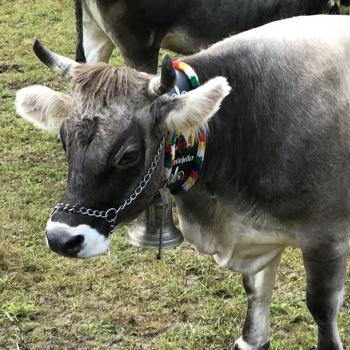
[45,219,109,258]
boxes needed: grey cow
[17,15,349,350]
[75,0,331,72]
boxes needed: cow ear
[15,85,72,133]
[160,77,231,137]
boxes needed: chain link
[50,137,165,230]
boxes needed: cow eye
[116,150,140,167]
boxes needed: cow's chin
[45,219,110,258]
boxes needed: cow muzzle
[45,219,109,258]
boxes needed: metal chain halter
[50,137,165,233]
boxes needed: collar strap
[164,133,207,194]
[164,61,207,194]
[173,60,200,88]
[168,60,200,97]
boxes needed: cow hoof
[232,337,270,350]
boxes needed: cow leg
[328,0,340,14]
[116,35,160,74]
[233,253,282,350]
[82,2,114,63]
[302,245,348,350]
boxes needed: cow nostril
[64,235,84,252]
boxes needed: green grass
[1,0,350,349]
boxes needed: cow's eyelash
[109,144,139,167]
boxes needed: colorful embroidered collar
[164,61,207,194]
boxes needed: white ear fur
[148,76,161,97]
[164,77,231,137]
[15,85,72,133]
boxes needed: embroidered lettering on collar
[173,155,195,165]
[164,60,206,194]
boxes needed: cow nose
[46,229,84,257]
[65,235,84,251]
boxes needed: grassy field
[1,1,350,349]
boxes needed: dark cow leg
[302,246,348,350]
[113,27,163,74]
[121,49,160,74]
[329,4,340,15]
[74,0,86,63]
[233,253,282,350]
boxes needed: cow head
[16,40,231,258]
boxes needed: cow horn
[32,38,79,78]
[148,55,176,96]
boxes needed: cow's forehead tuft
[70,63,149,108]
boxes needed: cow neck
[164,61,207,194]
